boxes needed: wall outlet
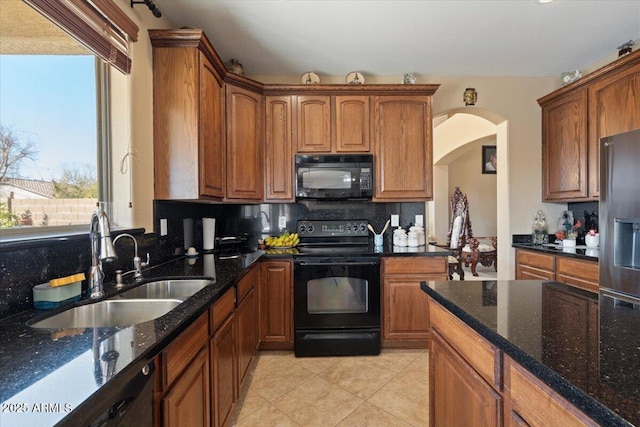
[391,214,399,227]
[415,215,424,227]
[279,216,287,229]
[160,218,168,236]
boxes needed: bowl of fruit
[264,231,300,249]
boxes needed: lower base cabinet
[515,249,599,292]
[259,260,293,350]
[427,295,599,427]
[430,330,502,427]
[211,312,236,427]
[382,256,448,348]
[162,348,210,427]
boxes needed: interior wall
[448,142,497,238]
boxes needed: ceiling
[151,0,640,80]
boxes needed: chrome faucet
[113,233,150,279]
[89,207,117,299]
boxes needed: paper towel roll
[202,218,216,251]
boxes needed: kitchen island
[421,280,639,426]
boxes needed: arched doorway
[428,108,510,279]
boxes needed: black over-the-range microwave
[295,154,373,200]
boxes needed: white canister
[410,226,426,246]
[393,227,408,247]
[408,230,419,247]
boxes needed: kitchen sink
[117,279,213,300]
[29,299,183,329]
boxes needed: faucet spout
[89,207,117,299]
[113,233,150,279]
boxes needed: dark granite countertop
[0,251,263,426]
[513,242,599,262]
[421,280,639,426]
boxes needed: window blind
[22,0,139,74]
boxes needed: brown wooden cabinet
[428,297,502,427]
[265,96,294,201]
[157,313,210,427]
[210,288,236,427]
[504,356,599,427]
[259,259,293,350]
[296,95,331,152]
[382,256,447,347]
[538,49,640,202]
[541,89,589,201]
[373,96,434,201]
[236,265,259,388]
[225,85,264,201]
[150,30,226,200]
[334,95,370,152]
[515,249,598,292]
[430,330,502,427]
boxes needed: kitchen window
[0,0,136,241]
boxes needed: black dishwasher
[56,359,155,427]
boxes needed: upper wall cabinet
[150,29,226,200]
[538,50,640,202]
[373,96,434,201]
[265,96,294,201]
[296,95,370,153]
[225,85,264,201]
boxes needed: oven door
[294,256,380,329]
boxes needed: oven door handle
[296,261,380,267]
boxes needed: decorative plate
[346,71,365,85]
[301,72,320,84]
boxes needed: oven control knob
[299,225,306,233]
[307,225,314,233]
[346,224,351,232]
[360,223,366,232]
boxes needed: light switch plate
[160,218,168,236]
[415,215,424,227]
[391,215,399,227]
[279,216,287,229]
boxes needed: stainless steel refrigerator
[600,128,640,301]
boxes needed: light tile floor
[231,349,429,427]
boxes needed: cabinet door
[259,260,293,348]
[515,249,555,281]
[383,276,430,342]
[226,85,264,200]
[211,312,236,427]
[541,89,589,201]
[236,286,257,388]
[373,96,433,200]
[265,96,294,201]
[588,63,640,198]
[200,54,225,198]
[505,356,598,427]
[334,96,370,152]
[430,331,502,427]
[296,95,331,152]
[162,347,210,427]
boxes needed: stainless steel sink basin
[117,279,213,300]
[29,299,183,329]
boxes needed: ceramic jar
[393,227,408,247]
[409,226,426,246]
[585,232,600,248]
[408,230,419,247]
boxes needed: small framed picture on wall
[482,145,497,174]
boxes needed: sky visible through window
[0,55,96,181]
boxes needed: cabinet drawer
[383,256,448,275]
[556,257,598,293]
[516,265,555,281]
[505,357,598,427]
[162,313,209,390]
[211,287,235,333]
[429,297,501,389]
[516,250,555,271]
[237,264,258,304]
